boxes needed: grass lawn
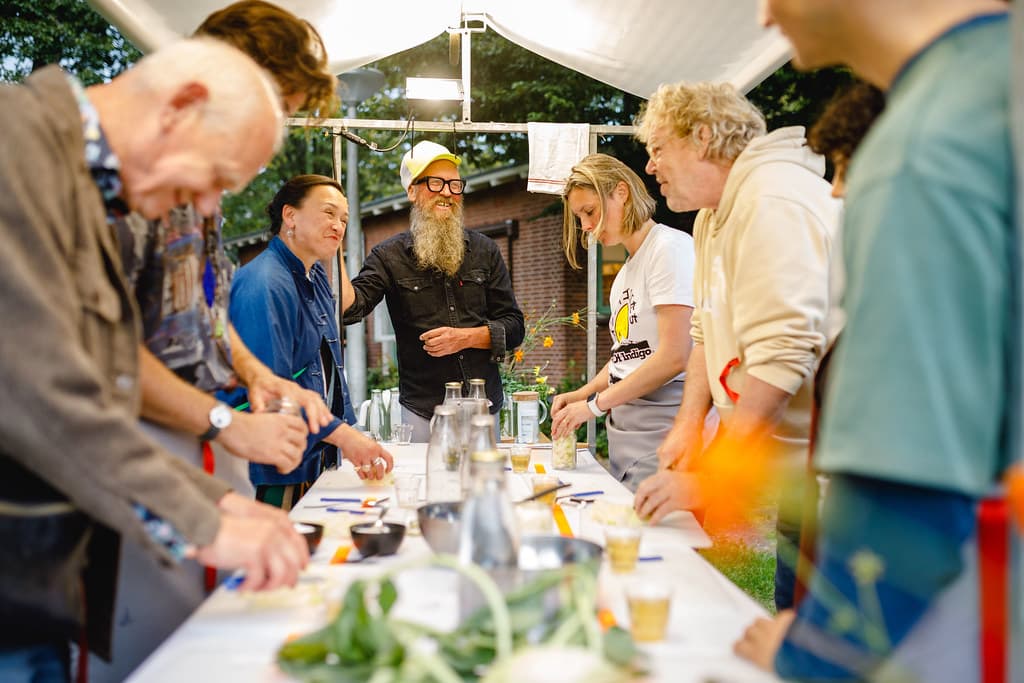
[697,503,779,613]
[698,539,777,614]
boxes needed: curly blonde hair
[195,1,338,117]
[635,82,766,162]
[561,154,656,269]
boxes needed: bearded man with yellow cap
[341,141,525,440]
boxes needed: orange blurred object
[597,607,618,631]
[330,545,352,564]
[1006,464,1024,530]
[692,431,781,536]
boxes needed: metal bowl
[417,502,602,573]
[417,501,463,554]
[518,535,603,572]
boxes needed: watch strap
[199,422,221,442]
[587,393,607,417]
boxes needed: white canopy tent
[85,0,791,96]
[86,0,792,447]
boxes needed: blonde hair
[130,37,284,153]
[635,82,766,162]
[561,153,656,269]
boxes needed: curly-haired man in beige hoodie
[632,82,841,612]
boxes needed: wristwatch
[587,393,607,418]
[200,402,233,441]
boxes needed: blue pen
[638,555,664,562]
[320,497,362,503]
[326,507,367,514]
[569,490,603,498]
[222,574,245,590]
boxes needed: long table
[128,444,780,682]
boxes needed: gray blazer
[0,66,230,651]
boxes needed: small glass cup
[551,433,577,470]
[393,423,414,445]
[263,397,301,416]
[394,473,423,508]
[626,580,672,642]
[604,525,642,573]
[516,500,553,535]
[509,444,531,474]
[394,473,423,536]
[531,475,561,506]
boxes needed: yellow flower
[571,312,580,325]
[537,376,548,385]
[533,366,541,376]
[513,349,524,363]
[543,336,554,348]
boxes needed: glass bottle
[458,448,519,570]
[378,388,392,442]
[367,388,384,440]
[443,381,463,404]
[426,405,462,503]
[464,414,497,493]
[467,378,487,401]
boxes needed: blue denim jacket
[223,237,355,486]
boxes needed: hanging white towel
[527,122,591,194]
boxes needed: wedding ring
[360,463,372,472]
[372,456,386,467]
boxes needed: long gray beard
[410,201,465,277]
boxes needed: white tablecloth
[128,444,780,683]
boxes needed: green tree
[0,0,140,84]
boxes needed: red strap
[76,577,88,683]
[978,497,1008,683]
[201,442,217,593]
[718,357,741,403]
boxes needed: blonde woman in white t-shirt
[551,153,696,490]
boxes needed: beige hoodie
[691,126,840,446]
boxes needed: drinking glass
[531,475,560,506]
[604,525,642,573]
[626,580,672,642]
[394,473,423,535]
[516,500,553,535]
[509,444,531,473]
[393,423,414,445]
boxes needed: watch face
[210,404,233,429]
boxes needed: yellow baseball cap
[400,140,461,191]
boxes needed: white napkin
[527,122,591,194]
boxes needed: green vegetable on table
[276,555,644,682]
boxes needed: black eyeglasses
[413,176,465,195]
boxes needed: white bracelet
[587,393,607,417]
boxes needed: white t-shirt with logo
[607,223,695,383]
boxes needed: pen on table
[319,497,362,503]
[232,367,307,412]
[326,507,368,514]
[568,490,603,498]
[638,555,664,562]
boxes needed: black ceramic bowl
[417,501,462,554]
[293,521,324,554]
[350,521,406,558]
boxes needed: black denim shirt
[344,230,525,419]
